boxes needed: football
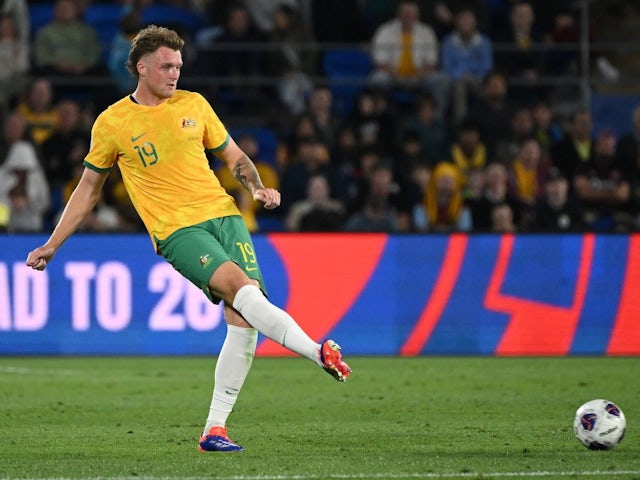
[573,399,626,450]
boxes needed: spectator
[572,129,631,232]
[494,105,535,163]
[421,161,471,232]
[422,0,488,39]
[33,0,103,78]
[40,99,91,191]
[303,86,340,149]
[14,78,58,144]
[211,4,264,89]
[1,0,29,43]
[494,1,546,101]
[441,8,493,124]
[546,6,585,76]
[279,136,344,214]
[0,13,29,108]
[244,0,298,35]
[345,88,397,155]
[284,112,321,163]
[344,146,384,214]
[344,162,403,232]
[0,111,27,214]
[399,91,449,163]
[463,165,485,201]
[265,4,317,116]
[0,109,29,158]
[344,146,420,231]
[532,99,563,154]
[466,70,511,159]
[108,11,140,96]
[450,119,487,186]
[506,137,549,220]
[0,199,7,231]
[616,106,640,231]
[393,129,434,225]
[330,124,359,172]
[285,173,346,231]
[467,162,524,231]
[395,128,428,171]
[551,107,595,181]
[547,5,619,82]
[0,113,50,232]
[491,202,516,232]
[616,105,640,177]
[407,160,431,229]
[369,0,450,121]
[529,167,585,232]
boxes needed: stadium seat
[591,93,640,138]
[322,48,373,115]
[84,4,124,28]
[84,4,126,62]
[141,5,205,35]
[257,215,286,232]
[229,126,279,166]
[28,3,54,39]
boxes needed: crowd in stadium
[1,0,640,234]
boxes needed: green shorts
[156,215,267,304]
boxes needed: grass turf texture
[0,357,638,480]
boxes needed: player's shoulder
[93,96,150,139]
[170,90,217,118]
[172,89,208,105]
[95,96,135,124]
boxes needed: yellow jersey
[83,90,240,249]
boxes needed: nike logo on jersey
[130,132,147,142]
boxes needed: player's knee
[224,305,253,328]
[209,260,254,304]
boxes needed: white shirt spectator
[0,140,50,231]
[0,15,29,81]
[1,0,29,42]
[371,18,439,72]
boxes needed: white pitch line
[2,471,640,480]
[0,366,78,376]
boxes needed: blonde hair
[126,25,185,77]
[425,162,463,225]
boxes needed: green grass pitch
[0,356,638,480]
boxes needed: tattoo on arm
[233,155,264,193]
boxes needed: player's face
[139,47,182,100]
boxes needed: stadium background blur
[1,0,640,235]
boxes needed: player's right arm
[26,167,109,271]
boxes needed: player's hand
[26,245,56,271]
[253,188,281,210]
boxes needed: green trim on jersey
[207,133,230,153]
[83,160,112,173]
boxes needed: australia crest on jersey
[181,117,197,128]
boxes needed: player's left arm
[216,137,281,210]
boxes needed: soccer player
[25,25,351,452]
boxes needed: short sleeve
[83,112,118,172]
[199,93,229,151]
